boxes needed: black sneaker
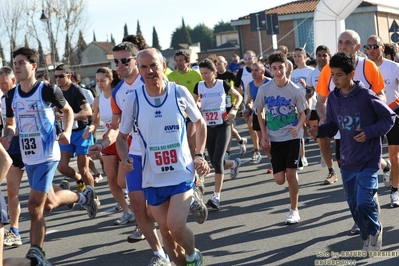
[26,246,52,266]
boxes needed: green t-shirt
[167,68,202,94]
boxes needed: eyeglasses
[114,57,135,66]
[243,57,253,61]
[363,44,380,50]
[54,73,67,79]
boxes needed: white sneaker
[230,158,241,179]
[369,223,383,251]
[301,157,308,167]
[390,191,399,208]
[285,209,300,224]
[383,159,391,188]
[239,138,247,155]
[250,151,262,164]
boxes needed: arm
[257,107,270,150]
[75,102,92,121]
[58,102,74,145]
[227,87,242,120]
[83,96,100,140]
[192,117,210,176]
[316,94,327,124]
[358,95,395,142]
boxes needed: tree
[0,42,6,66]
[0,0,25,64]
[152,27,161,50]
[190,23,215,51]
[75,30,87,64]
[213,20,235,33]
[124,23,129,37]
[37,41,45,67]
[110,34,115,45]
[170,18,192,49]
[93,31,96,42]
[136,20,142,36]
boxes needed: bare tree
[0,0,27,64]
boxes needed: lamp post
[40,9,56,71]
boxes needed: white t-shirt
[378,59,399,110]
[306,67,321,110]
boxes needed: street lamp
[40,9,56,71]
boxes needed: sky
[85,0,293,49]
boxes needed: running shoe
[390,191,399,208]
[4,231,22,246]
[127,226,146,243]
[186,249,203,266]
[301,157,309,167]
[195,174,205,197]
[383,160,392,188]
[114,211,135,225]
[148,254,171,266]
[239,138,247,155]
[369,222,383,251]
[206,196,220,210]
[362,235,370,251]
[324,173,338,184]
[230,158,241,179]
[285,209,300,224]
[59,179,70,190]
[249,151,262,164]
[76,180,86,193]
[189,187,208,224]
[26,246,52,266]
[81,185,98,219]
[350,223,360,235]
[93,173,103,183]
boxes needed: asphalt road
[2,120,399,266]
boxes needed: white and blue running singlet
[12,81,59,165]
[135,82,194,188]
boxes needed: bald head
[338,29,361,55]
[216,56,227,73]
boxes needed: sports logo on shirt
[155,110,162,118]
[164,125,180,132]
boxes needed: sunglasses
[54,73,67,79]
[114,57,135,66]
[243,57,253,61]
[363,44,380,50]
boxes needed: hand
[319,117,327,125]
[353,129,366,142]
[121,157,134,173]
[289,125,299,138]
[227,112,236,121]
[55,112,63,121]
[194,156,210,176]
[89,144,102,158]
[82,130,91,140]
[261,135,270,149]
[1,136,11,150]
[57,132,71,145]
[308,126,318,139]
[299,78,307,89]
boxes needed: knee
[7,186,20,200]
[274,177,285,185]
[168,221,186,237]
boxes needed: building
[231,0,399,57]
[162,42,201,69]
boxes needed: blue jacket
[318,81,396,172]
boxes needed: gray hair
[0,66,15,79]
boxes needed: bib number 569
[154,149,178,166]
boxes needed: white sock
[213,192,220,200]
[154,249,167,259]
[231,160,237,168]
[186,251,198,261]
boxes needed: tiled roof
[93,42,115,53]
[238,0,375,19]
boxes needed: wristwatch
[194,153,205,158]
